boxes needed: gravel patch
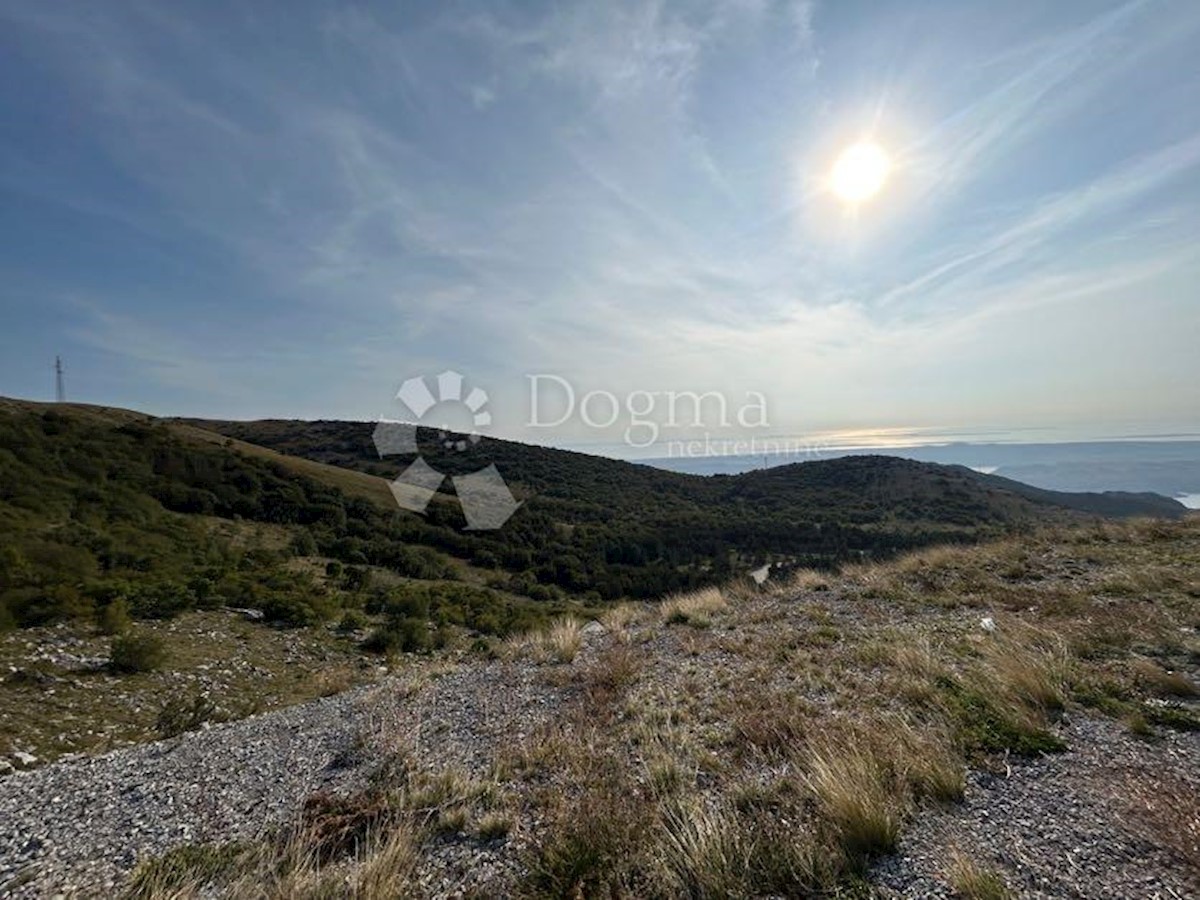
[872,715,1200,899]
[0,649,575,898]
[0,687,377,897]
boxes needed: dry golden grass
[659,587,729,627]
[1124,772,1200,877]
[804,733,904,864]
[1130,657,1199,697]
[127,811,420,900]
[582,644,643,716]
[946,848,1013,900]
[504,616,584,664]
[657,796,750,897]
[978,624,1070,713]
[475,810,513,840]
[889,636,947,681]
[350,827,421,898]
[599,602,641,642]
[729,688,811,758]
[308,664,359,698]
[778,568,833,593]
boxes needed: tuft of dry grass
[886,720,966,803]
[804,735,903,865]
[522,729,656,897]
[125,842,255,899]
[946,849,1013,899]
[1130,658,1199,698]
[505,616,584,664]
[351,826,421,897]
[657,796,750,897]
[127,799,421,899]
[298,789,402,863]
[979,626,1069,713]
[583,644,643,715]
[475,811,513,840]
[1124,772,1200,876]
[659,587,728,628]
[309,664,358,698]
[730,689,811,759]
[780,568,832,593]
[599,602,641,643]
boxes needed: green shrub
[260,592,335,627]
[156,693,219,738]
[110,631,168,673]
[98,597,133,635]
[129,581,195,619]
[337,609,369,634]
[363,617,429,654]
[290,530,318,556]
[937,677,1066,756]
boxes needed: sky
[1,0,1198,458]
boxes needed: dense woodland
[0,401,1180,639]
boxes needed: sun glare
[830,141,891,204]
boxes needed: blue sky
[1,0,1198,456]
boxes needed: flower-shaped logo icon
[372,371,521,530]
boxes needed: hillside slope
[0,399,578,766]
[185,418,1184,584]
[188,417,1184,520]
[0,398,1185,767]
[2,517,1196,897]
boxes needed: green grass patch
[937,676,1066,756]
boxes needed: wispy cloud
[1,0,1198,439]
[881,132,1200,314]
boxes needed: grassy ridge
[124,516,1200,897]
[183,416,1182,604]
[0,400,571,637]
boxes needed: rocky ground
[3,630,1197,898]
[2,521,1199,898]
[0,610,376,771]
[0,651,575,897]
[873,715,1200,898]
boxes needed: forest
[1,401,1177,637]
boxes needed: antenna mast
[55,356,65,403]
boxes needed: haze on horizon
[1,0,1198,457]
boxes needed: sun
[830,141,891,204]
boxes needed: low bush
[98,597,133,635]
[109,631,168,674]
[156,693,219,738]
[337,609,369,634]
[362,617,429,655]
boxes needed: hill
[0,398,579,631]
[2,516,1197,897]
[0,397,1183,764]
[0,398,582,765]
[185,417,1185,585]
[2,398,1182,638]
